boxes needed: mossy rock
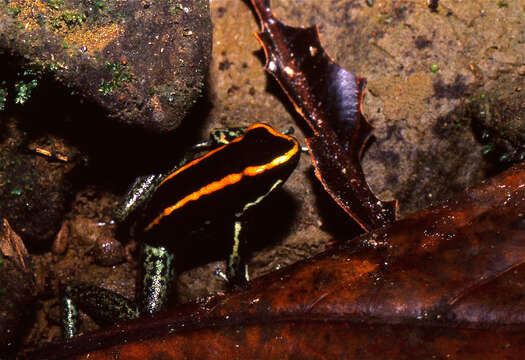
[0,0,212,133]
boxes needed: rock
[0,219,35,357]
[467,90,525,164]
[93,231,125,267]
[208,0,525,217]
[0,120,75,248]
[69,217,105,246]
[0,0,212,133]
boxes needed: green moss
[49,9,87,30]
[49,18,61,30]
[46,0,64,10]
[14,79,38,104]
[23,62,45,77]
[47,62,61,72]
[10,187,23,196]
[168,1,185,16]
[60,11,86,29]
[7,7,21,17]
[98,81,112,95]
[7,61,62,105]
[99,62,135,95]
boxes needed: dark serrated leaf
[249,0,396,230]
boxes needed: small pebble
[69,217,103,245]
[93,233,125,267]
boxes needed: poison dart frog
[61,123,300,338]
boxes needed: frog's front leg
[113,174,164,225]
[137,243,177,315]
[226,177,286,287]
[226,218,250,287]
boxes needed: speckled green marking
[62,282,139,338]
[0,85,7,111]
[228,220,243,282]
[61,297,78,339]
[46,0,64,10]
[139,243,176,315]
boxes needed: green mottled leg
[137,243,176,316]
[113,174,164,224]
[60,293,78,339]
[60,245,175,338]
[61,282,139,338]
[227,219,249,287]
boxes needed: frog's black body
[140,124,299,241]
[62,123,300,338]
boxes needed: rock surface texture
[0,0,212,132]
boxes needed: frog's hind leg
[61,243,176,338]
[61,282,139,338]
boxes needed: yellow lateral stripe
[145,132,299,231]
